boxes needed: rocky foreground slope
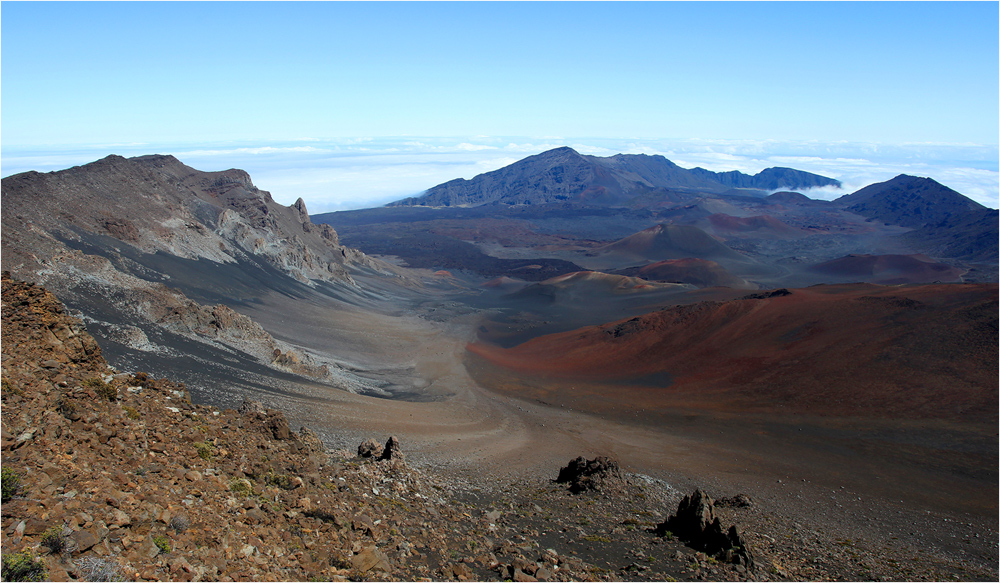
[2,274,995,582]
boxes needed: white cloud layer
[2,137,997,212]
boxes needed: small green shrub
[152,535,171,554]
[264,470,293,490]
[1,551,47,582]
[229,477,252,497]
[41,527,68,553]
[1,468,23,502]
[193,442,213,461]
[122,406,140,420]
[83,378,117,401]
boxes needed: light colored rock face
[1,154,372,285]
[0,154,393,383]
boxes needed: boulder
[655,489,754,569]
[71,529,99,552]
[297,426,325,454]
[554,455,624,494]
[264,412,291,440]
[380,435,404,463]
[352,546,391,573]
[357,438,383,458]
[238,399,266,417]
[717,493,754,508]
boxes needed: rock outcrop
[655,489,754,569]
[554,456,625,494]
[357,438,384,459]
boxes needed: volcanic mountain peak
[835,174,985,229]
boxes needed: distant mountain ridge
[835,174,985,228]
[389,147,841,208]
[690,166,841,191]
[833,174,996,262]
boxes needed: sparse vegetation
[77,556,129,582]
[122,405,140,420]
[264,469,294,490]
[194,442,213,461]
[1,467,23,502]
[41,527,68,554]
[152,534,171,554]
[1,551,47,582]
[229,477,253,497]
[83,377,117,401]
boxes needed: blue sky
[2,2,998,210]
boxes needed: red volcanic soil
[706,213,801,237]
[630,258,749,288]
[808,253,966,284]
[468,283,998,421]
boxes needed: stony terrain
[4,278,997,582]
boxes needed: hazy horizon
[2,137,998,212]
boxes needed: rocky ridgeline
[1,154,398,388]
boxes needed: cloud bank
[2,137,997,212]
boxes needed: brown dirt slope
[468,283,998,420]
